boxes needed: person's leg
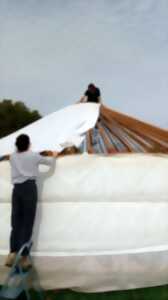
[6,185,23,266]
[21,180,38,256]
[10,186,23,253]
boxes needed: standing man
[79,83,102,103]
[1,134,58,269]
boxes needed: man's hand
[0,154,10,162]
[76,96,87,104]
[40,150,59,158]
[52,151,59,158]
[40,150,53,156]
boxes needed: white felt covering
[0,103,100,155]
[0,154,168,291]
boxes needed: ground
[2,285,167,300]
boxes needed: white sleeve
[35,153,55,166]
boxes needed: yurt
[0,102,168,292]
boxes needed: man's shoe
[5,252,17,267]
[19,256,32,271]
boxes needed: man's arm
[37,151,58,166]
[39,151,58,158]
[0,155,10,162]
[0,151,59,163]
[97,96,102,103]
[76,95,88,103]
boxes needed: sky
[0,0,168,128]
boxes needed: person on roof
[0,134,58,269]
[79,83,102,103]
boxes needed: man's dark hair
[88,83,97,93]
[88,83,95,89]
[15,134,30,152]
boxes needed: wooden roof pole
[101,117,133,152]
[118,121,168,153]
[102,117,146,152]
[86,129,94,154]
[97,123,118,153]
[101,105,168,142]
[120,126,154,152]
[133,130,168,153]
[107,119,160,153]
[101,106,168,152]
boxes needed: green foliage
[0,99,41,138]
[1,285,168,300]
[50,286,168,300]
[11,285,168,300]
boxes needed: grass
[2,285,168,300]
[45,285,168,300]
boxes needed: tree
[0,99,41,138]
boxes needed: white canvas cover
[0,154,168,292]
[0,103,100,155]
